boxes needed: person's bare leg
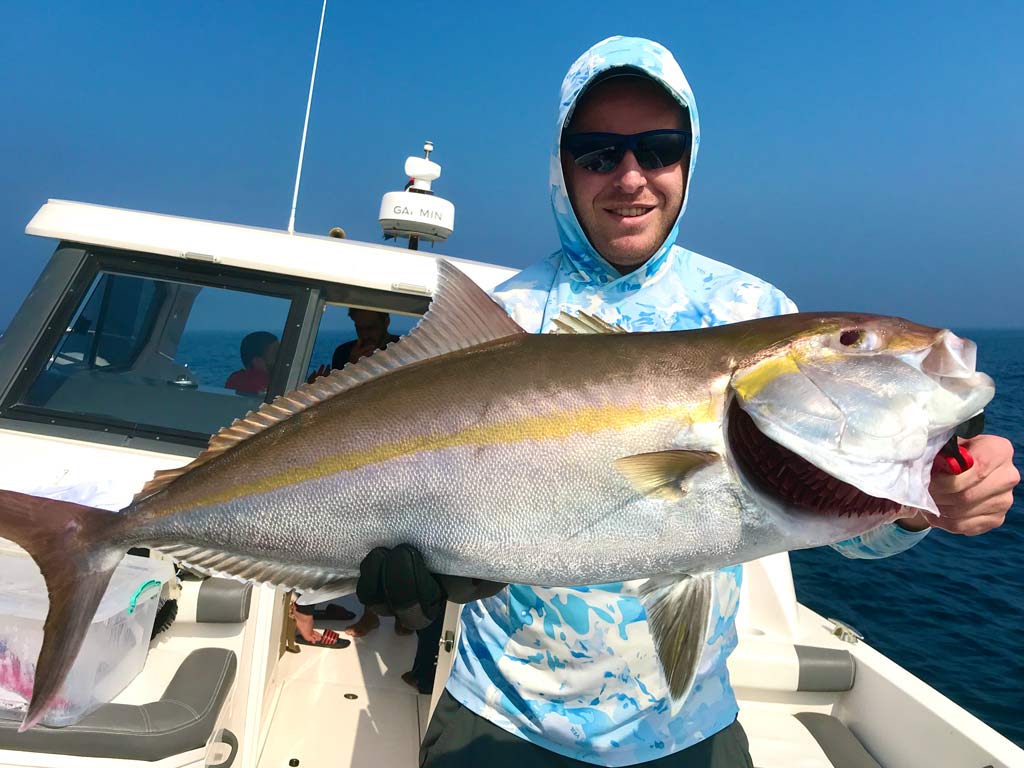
[345,607,381,637]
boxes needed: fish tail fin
[0,489,126,731]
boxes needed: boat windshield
[16,270,292,438]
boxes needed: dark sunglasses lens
[575,146,624,173]
[564,131,690,173]
[635,133,690,170]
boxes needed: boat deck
[255,594,858,768]
[257,603,427,768]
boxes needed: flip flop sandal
[294,628,351,649]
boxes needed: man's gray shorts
[420,690,753,767]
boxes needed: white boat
[0,199,1020,768]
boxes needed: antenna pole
[287,0,328,235]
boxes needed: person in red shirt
[225,331,279,395]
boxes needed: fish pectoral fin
[294,578,359,606]
[639,572,714,711]
[614,450,720,500]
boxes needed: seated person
[225,331,278,395]
[332,308,400,367]
[308,308,401,382]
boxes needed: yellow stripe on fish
[175,398,724,511]
[731,354,802,401]
[731,343,849,401]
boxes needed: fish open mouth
[726,401,901,517]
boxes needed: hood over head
[494,36,789,336]
[553,36,700,285]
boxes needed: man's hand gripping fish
[0,260,994,730]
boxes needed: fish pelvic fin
[134,258,526,504]
[639,572,714,710]
[0,490,125,731]
[614,450,720,500]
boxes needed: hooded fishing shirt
[445,37,929,766]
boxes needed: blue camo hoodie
[444,36,928,767]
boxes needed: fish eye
[836,328,883,351]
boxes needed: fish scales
[126,331,739,586]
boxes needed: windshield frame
[1,244,317,447]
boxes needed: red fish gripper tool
[938,411,985,475]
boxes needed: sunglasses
[562,129,692,174]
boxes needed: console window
[18,270,291,437]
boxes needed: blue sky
[2,1,1021,330]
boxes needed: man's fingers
[930,511,1007,536]
[922,434,1018,537]
[932,460,1020,515]
[306,364,331,384]
[929,458,997,496]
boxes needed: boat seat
[193,576,253,623]
[0,647,236,761]
[729,639,856,693]
[741,710,881,768]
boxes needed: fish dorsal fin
[133,259,524,504]
[640,572,714,709]
[550,312,627,334]
[614,450,720,501]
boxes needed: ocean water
[181,327,1024,747]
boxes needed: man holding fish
[0,37,1017,765]
[353,37,1019,767]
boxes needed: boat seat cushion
[740,710,881,768]
[197,577,252,623]
[729,638,856,693]
[0,647,236,761]
[794,646,856,692]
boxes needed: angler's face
[562,79,688,273]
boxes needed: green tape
[128,580,162,615]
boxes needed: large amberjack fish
[0,261,993,729]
